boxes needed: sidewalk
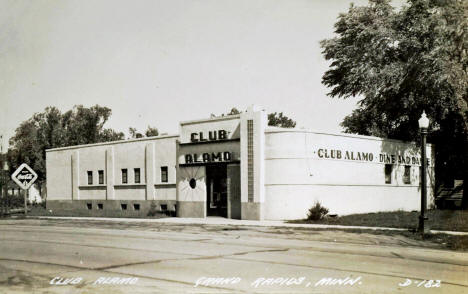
[31,216,468,236]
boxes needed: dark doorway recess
[206,164,227,217]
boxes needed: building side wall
[46,151,73,200]
[46,136,178,213]
[264,185,422,220]
[264,131,434,220]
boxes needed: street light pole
[418,111,429,235]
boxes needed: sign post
[11,163,38,215]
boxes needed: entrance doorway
[206,165,227,217]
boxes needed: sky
[0,0,402,150]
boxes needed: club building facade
[46,106,435,220]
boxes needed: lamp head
[418,111,430,129]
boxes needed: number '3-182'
[398,279,441,288]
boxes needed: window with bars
[122,169,128,184]
[134,168,141,183]
[87,171,93,185]
[161,166,168,182]
[98,170,104,184]
[247,120,254,202]
[385,164,393,184]
[403,166,411,184]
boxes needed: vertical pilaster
[106,147,114,200]
[227,163,241,219]
[145,143,155,200]
[240,105,266,220]
[71,151,80,200]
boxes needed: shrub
[307,201,329,221]
[147,202,158,217]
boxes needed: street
[0,218,467,293]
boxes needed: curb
[26,216,468,236]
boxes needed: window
[97,203,103,210]
[98,170,104,185]
[161,166,168,182]
[133,203,140,211]
[122,169,128,184]
[87,171,93,185]
[385,164,393,184]
[121,203,127,210]
[134,168,141,183]
[86,203,92,210]
[160,204,167,211]
[403,166,411,184]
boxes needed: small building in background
[4,181,42,204]
[46,106,435,220]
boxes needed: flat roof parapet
[46,134,179,152]
[265,127,432,146]
[179,114,241,126]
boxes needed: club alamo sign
[316,148,430,166]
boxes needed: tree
[145,126,159,137]
[224,107,297,128]
[128,126,159,138]
[8,105,124,200]
[227,108,241,115]
[62,105,124,145]
[267,112,297,128]
[129,127,143,139]
[321,0,468,206]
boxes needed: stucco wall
[46,136,178,204]
[46,150,73,200]
[264,129,434,220]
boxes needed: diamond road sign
[11,163,38,190]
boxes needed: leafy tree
[8,105,124,199]
[267,112,297,128]
[62,105,123,145]
[224,107,297,128]
[321,0,468,206]
[129,127,143,139]
[145,126,159,137]
[128,126,159,138]
[227,108,241,115]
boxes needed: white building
[46,106,434,220]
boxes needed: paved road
[0,219,467,293]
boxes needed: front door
[206,165,227,217]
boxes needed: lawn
[23,206,171,218]
[288,210,468,232]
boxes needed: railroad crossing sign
[11,163,38,190]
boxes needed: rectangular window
[87,171,93,185]
[161,166,168,183]
[122,169,128,184]
[385,164,393,184]
[403,166,411,184]
[133,203,140,211]
[86,203,92,210]
[160,204,167,211]
[98,170,104,185]
[121,203,127,210]
[97,203,103,210]
[134,168,140,183]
